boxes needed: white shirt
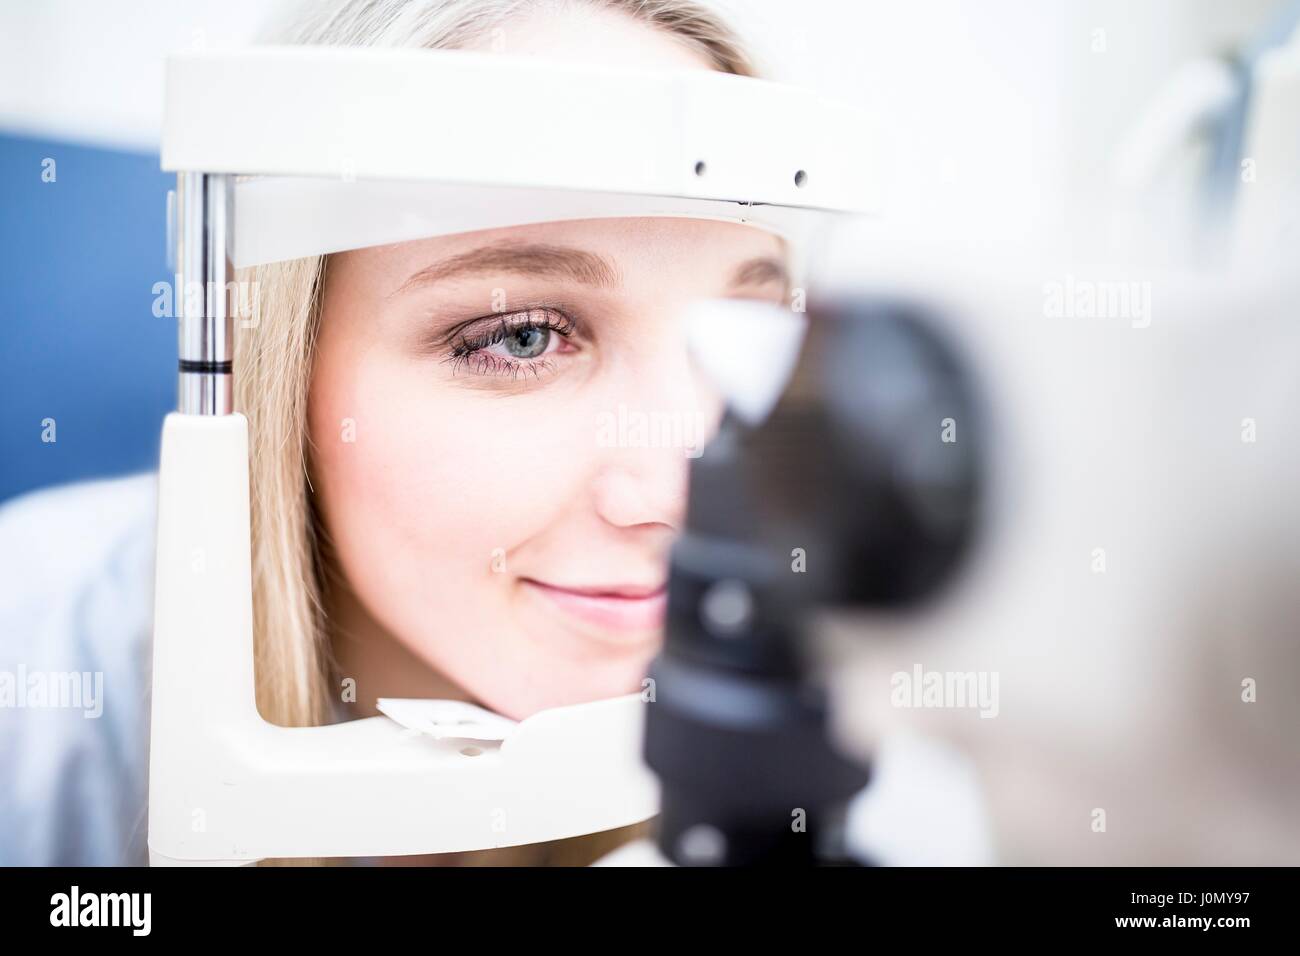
[0,473,158,865]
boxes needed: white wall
[0,0,279,150]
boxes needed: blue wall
[0,134,175,503]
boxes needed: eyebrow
[391,242,789,296]
[730,255,790,291]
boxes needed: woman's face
[307,5,787,720]
[309,216,789,718]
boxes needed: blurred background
[0,0,1295,502]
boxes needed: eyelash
[442,308,578,380]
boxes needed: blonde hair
[238,0,758,730]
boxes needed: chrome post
[175,172,233,415]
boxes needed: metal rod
[175,171,233,415]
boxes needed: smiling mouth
[520,578,668,634]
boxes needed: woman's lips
[520,578,668,634]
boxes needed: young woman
[0,0,790,865]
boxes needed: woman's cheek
[319,354,595,579]
[387,388,595,561]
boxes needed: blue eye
[445,308,577,378]
[503,325,550,359]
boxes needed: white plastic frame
[163,46,877,265]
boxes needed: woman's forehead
[383,216,783,259]
[349,217,787,285]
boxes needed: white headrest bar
[163,46,877,214]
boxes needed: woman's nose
[590,459,686,531]
[590,322,726,531]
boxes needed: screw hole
[794,170,807,187]
[694,160,707,176]
[460,746,482,757]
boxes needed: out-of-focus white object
[1110,58,1239,194]
[844,731,995,866]
[1233,19,1300,261]
[684,299,808,427]
[1106,4,1300,266]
